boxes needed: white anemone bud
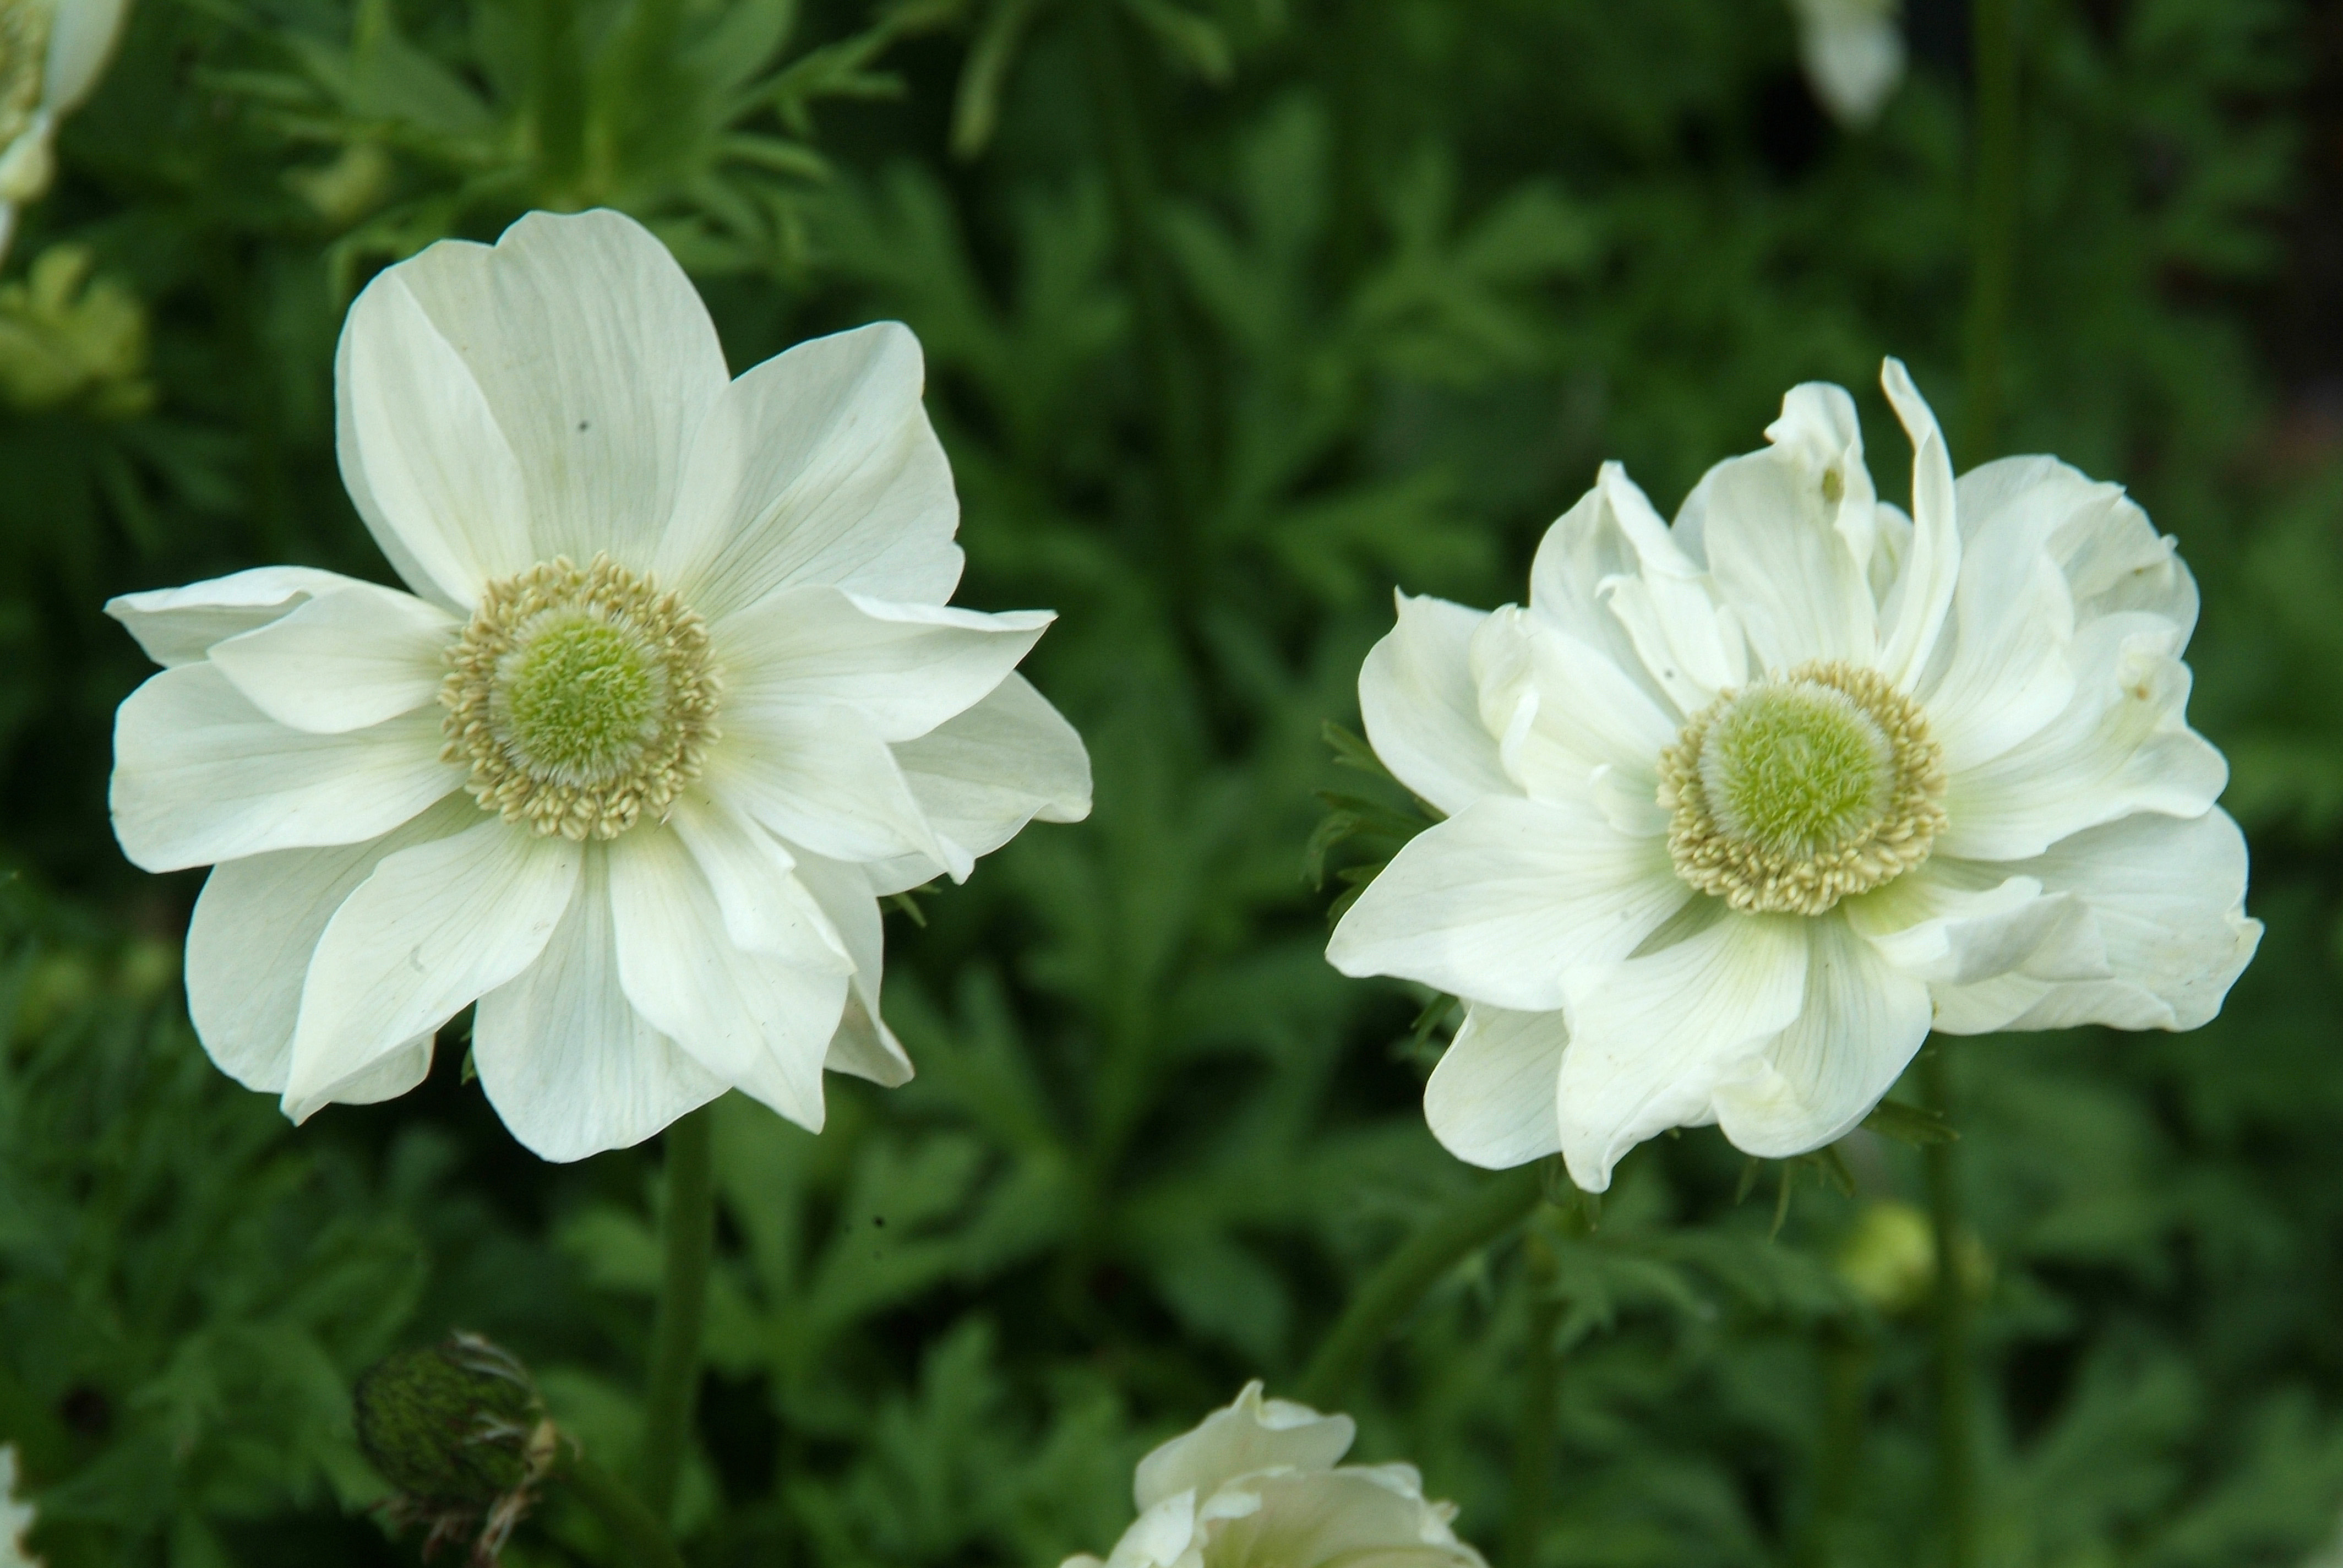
[1788,0,1905,129]
[1063,1384,1486,1568]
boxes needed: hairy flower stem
[1960,0,2020,460]
[1296,1163,1548,1408]
[1922,1046,1977,1566]
[560,1448,687,1568]
[639,1105,715,1523]
[1501,1232,1563,1568]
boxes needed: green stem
[1795,1324,1875,1567]
[1078,0,1207,596]
[1296,1164,1547,1408]
[1959,0,2021,461]
[638,1105,715,1523]
[1922,1047,1976,1567]
[1501,1233,1562,1568]
[561,1449,688,1568]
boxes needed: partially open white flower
[1328,359,2258,1193]
[1788,0,1905,129]
[1063,1383,1485,1568]
[107,209,1090,1161]
[1,1445,37,1568]
[0,0,133,261]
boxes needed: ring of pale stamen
[441,554,721,841]
[1657,660,1946,916]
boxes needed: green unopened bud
[1835,1200,1992,1316]
[354,1333,556,1564]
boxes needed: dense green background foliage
[4,0,2341,1563]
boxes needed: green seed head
[492,609,669,791]
[1696,680,1893,861]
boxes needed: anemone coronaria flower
[108,208,1089,1161]
[1328,359,2257,1191]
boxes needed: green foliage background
[3,0,2341,1564]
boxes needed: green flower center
[492,611,668,791]
[442,556,721,841]
[1697,681,1892,861]
[1658,661,1946,916]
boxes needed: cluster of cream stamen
[441,554,720,841]
[1657,660,1946,916]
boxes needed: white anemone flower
[0,0,133,261]
[107,208,1091,1161]
[1328,359,2259,1193]
[1063,1383,1485,1568]
[1788,0,1905,129]
[1,1445,36,1568]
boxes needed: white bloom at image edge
[1328,358,2259,1193]
[106,208,1091,1161]
[0,0,134,259]
[1,1445,37,1568]
[1788,0,1905,128]
[1064,1383,1485,1568]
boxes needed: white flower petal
[1931,811,2260,1034]
[1423,1004,1567,1169]
[711,701,961,874]
[718,584,1051,742]
[1358,592,1513,815]
[110,662,462,872]
[1213,1469,1481,1568]
[1103,1493,1201,1568]
[183,796,478,1093]
[326,1036,439,1106]
[1556,912,1809,1192]
[856,672,1092,895]
[1875,358,1961,690]
[1846,869,2109,990]
[1712,914,1931,1158]
[1676,421,1877,672]
[43,0,131,112]
[1924,456,2199,775]
[1939,612,2226,861]
[606,826,850,1131]
[667,791,852,967]
[1134,1381,1355,1511]
[789,851,914,1088]
[658,322,962,617]
[379,210,731,570]
[282,819,581,1121]
[1327,796,1687,1013]
[473,844,728,1161]
[1468,607,1678,803]
[208,582,457,734]
[336,269,536,606]
[105,565,372,667]
[1576,464,1746,711]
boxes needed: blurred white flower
[1788,0,1905,128]
[1064,1383,1485,1568]
[0,0,133,261]
[1,1445,37,1568]
[107,208,1090,1161]
[1329,359,2258,1192]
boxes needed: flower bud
[353,1333,555,1565]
